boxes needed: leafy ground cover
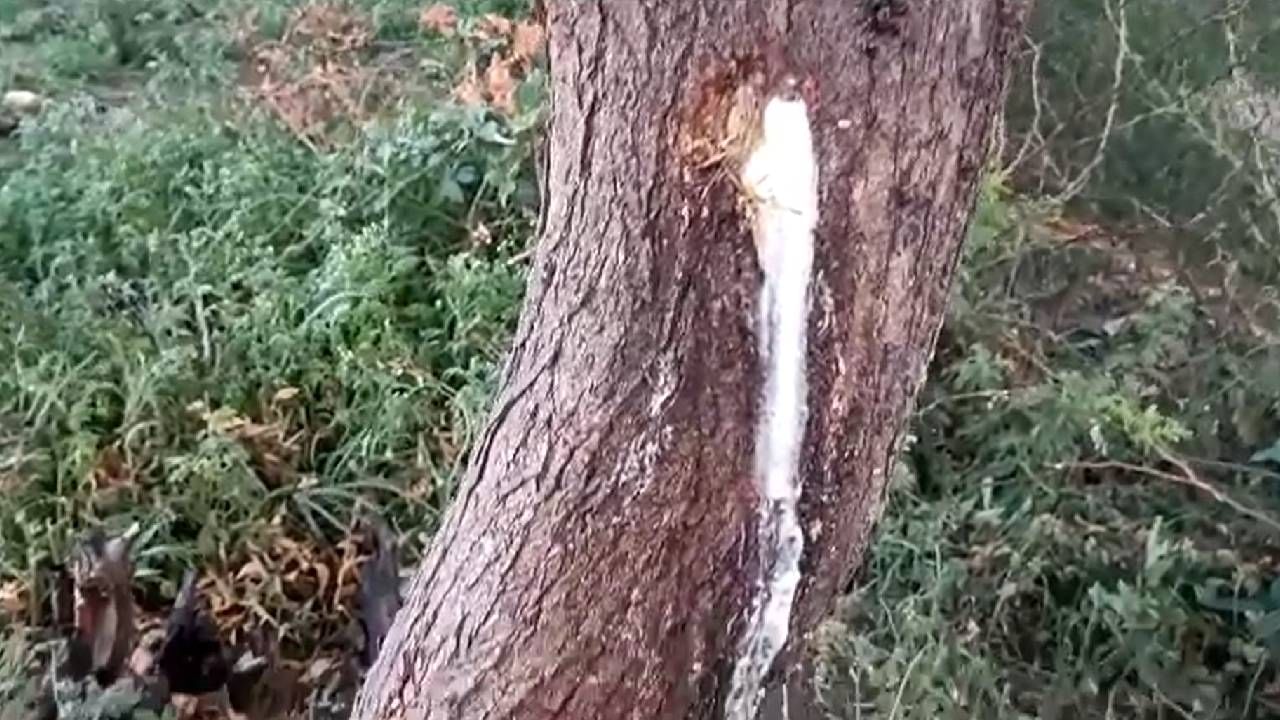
[1,1,542,711]
[2,1,1280,718]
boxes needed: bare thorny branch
[1003,0,1276,216]
[1056,0,1128,203]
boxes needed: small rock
[2,90,45,114]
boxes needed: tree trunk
[354,2,1026,718]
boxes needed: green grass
[4,1,1280,719]
[0,0,538,615]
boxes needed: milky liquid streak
[725,95,817,720]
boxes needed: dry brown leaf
[90,444,136,494]
[453,75,485,107]
[511,21,545,64]
[288,2,372,54]
[419,3,458,35]
[312,562,332,598]
[485,54,518,115]
[0,580,26,618]
[238,3,382,149]
[129,623,168,677]
[334,535,362,608]
[193,526,360,670]
[476,13,513,40]
[201,404,301,486]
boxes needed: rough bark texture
[355,1,1026,718]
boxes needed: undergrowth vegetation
[0,0,541,676]
[820,2,1280,717]
[2,0,1279,718]
[820,180,1280,718]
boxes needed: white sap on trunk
[725,92,818,720]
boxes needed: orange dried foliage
[474,13,513,40]
[424,6,545,117]
[453,72,485,107]
[287,2,372,55]
[419,3,458,35]
[484,53,518,115]
[0,580,26,619]
[239,2,389,149]
[510,21,546,64]
[90,443,136,494]
[192,394,308,488]
[199,526,363,650]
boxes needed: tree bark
[354,1,1026,718]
